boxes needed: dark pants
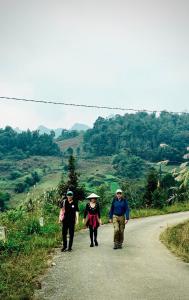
[89,226,98,243]
[62,220,75,249]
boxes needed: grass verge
[0,204,61,300]
[131,201,189,218]
[160,220,189,263]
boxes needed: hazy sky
[0,0,189,129]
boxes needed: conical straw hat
[87,193,100,199]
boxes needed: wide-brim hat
[87,193,100,199]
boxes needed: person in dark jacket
[60,191,79,252]
[83,193,102,247]
[109,189,129,249]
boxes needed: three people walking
[109,189,130,249]
[60,188,129,252]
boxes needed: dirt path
[35,212,189,300]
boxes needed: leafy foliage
[113,152,147,179]
[0,192,10,211]
[0,126,61,159]
[121,181,145,209]
[83,112,189,162]
[14,171,41,193]
[57,129,79,140]
[143,168,159,207]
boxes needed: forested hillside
[0,126,61,159]
[83,112,189,162]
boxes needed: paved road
[35,212,189,300]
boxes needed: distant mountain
[13,123,90,137]
[14,127,22,133]
[37,123,90,137]
[70,123,90,131]
[37,126,62,138]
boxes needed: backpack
[59,199,66,222]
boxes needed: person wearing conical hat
[83,193,102,247]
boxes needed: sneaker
[113,244,118,250]
[61,247,67,252]
[68,248,72,252]
[94,240,98,246]
[118,244,122,249]
[90,243,94,247]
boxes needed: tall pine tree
[58,155,85,201]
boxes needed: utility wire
[0,96,188,115]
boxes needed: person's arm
[75,201,79,225]
[125,200,130,224]
[76,212,79,225]
[58,199,65,223]
[97,203,102,225]
[109,199,114,222]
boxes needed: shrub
[5,209,24,223]
[24,218,42,235]
[9,170,22,180]
[152,188,166,209]
[15,182,28,193]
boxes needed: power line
[0,96,188,115]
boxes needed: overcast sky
[0,0,189,130]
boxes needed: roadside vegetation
[161,220,189,263]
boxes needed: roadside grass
[131,202,189,218]
[0,206,61,300]
[160,220,189,263]
[0,249,54,300]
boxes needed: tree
[76,147,81,157]
[67,147,74,156]
[113,152,146,179]
[121,181,145,209]
[58,129,79,141]
[143,168,158,207]
[15,182,27,193]
[96,184,111,207]
[58,155,85,201]
[83,112,189,162]
[152,188,166,209]
[0,192,10,211]
[0,126,61,159]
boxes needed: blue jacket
[109,198,130,220]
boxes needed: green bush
[24,176,34,186]
[24,218,42,235]
[152,189,166,209]
[79,201,87,215]
[41,223,59,235]
[0,192,10,211]
[9,170,22,180]
[15,182,28,193]
[5,209,24,223]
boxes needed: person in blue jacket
[109,189,130,249]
